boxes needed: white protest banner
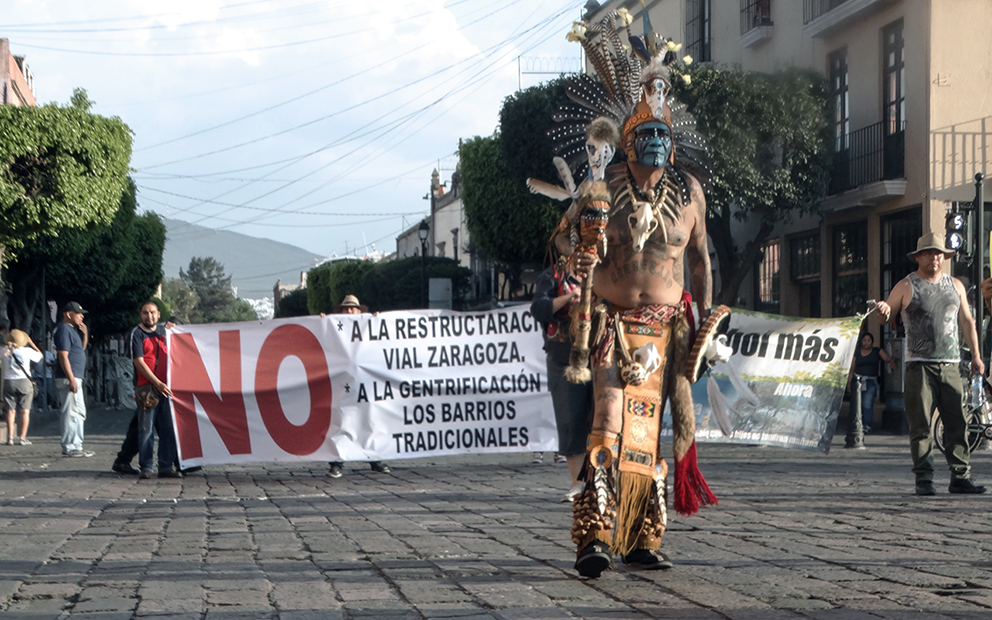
[664,309,862,453]
[169,307,557,468]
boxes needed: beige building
[396,166,495,305]
[1,39,36,107]
[590,0,992,326]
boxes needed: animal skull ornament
[586,139,616,181]
[631,343,662,376]
[628,202,659,252]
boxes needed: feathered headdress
[549,7,712,206]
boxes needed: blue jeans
[57,378,86,452]
[138,398,177,472]
[858,376,878,428]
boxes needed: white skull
[628,202,658,252]
[585,139,616,181]
[703,334,733,366]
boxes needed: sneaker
[5,438,12,446]
[575,541,613,578]
[554,453,568,464]
[158,469,183,479]
[112,461,140,475]
[622,548,674,570]
[915,481,937,496]
[63,450,94,458]
[949,478,987,494]
[139,469,153,480]
[562,483,584,503]
[531,452,544,464]
[369,461,391,473]
[18,438,31,446]
[328,463,343,478]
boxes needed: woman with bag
[3,329,43,445]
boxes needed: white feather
[706,374,734,437]
[719,360,761,406]
[525,178,572,202]
[553,157,577,198]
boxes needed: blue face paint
[634,121,672,168]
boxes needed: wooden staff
[565,181,611,384]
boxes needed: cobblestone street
[2,405,991,619]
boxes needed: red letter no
[254,324,332,455]
[172,330,251,459]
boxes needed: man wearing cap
[876,232,986,495]
[54,301,92,457]
[327,295,390,478]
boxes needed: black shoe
[915,481,937,496]
[621,548,674,570]
[328,463,343,478]
[112,461,139,475]
[139,470,153,480]
[158,469,183,479]
[370,461,391,473]
[949,478,987,494]
[574,541,613,579]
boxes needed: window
[833,222,868,317]
[756,239,780,312]
[882,20,905,136]
[790,233,821,282]
[829,49,849,152]
[741,0,772,34]
[881,208,921,301]
[686,0,711,62]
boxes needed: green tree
[6,179,166,341]
[460,80,570,297]
[306,256,473,313]
[179,257,257,323]
[275,288,310,318]
[306,259,375,315]
[0,94,132,263]
[670,64,832,304]
[160,278,199,325]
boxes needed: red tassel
[673,442,718,517]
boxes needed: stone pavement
[2,404,992,619]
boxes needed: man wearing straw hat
[876,232,986,495]
[327,295,391,478]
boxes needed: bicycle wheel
[931,409,984,455]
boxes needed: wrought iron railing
[803,0,849,24]
[829,121,905,195]
[741,0,772,34]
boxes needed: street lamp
[418,220,430,308]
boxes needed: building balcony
[740,0,773,47]
[823,121,906,211]
[803,0,898,37]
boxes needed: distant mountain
[161,218,322,299]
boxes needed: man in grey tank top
[877,232,986,496]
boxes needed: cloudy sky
[4,0,584,268]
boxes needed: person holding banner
[531,264,591,502]
[876,233,986,496]
[327,295,390,478]
[847,332,896,433]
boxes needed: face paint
[585,139,616,181]
[633,121,672,169]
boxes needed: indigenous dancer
[548,9,718,578]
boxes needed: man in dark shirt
[54,301,91,457]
